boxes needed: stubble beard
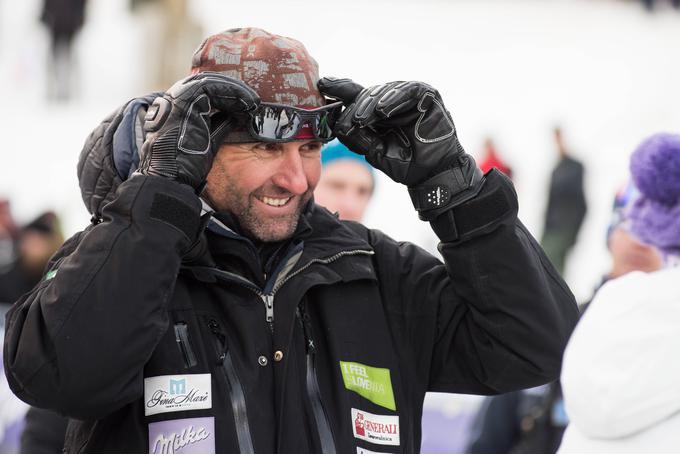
[208,180,312,242]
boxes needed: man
[540,127,587,275]
[3,28,578,453]
[315,139,375,222]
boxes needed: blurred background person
[0,200,18,274]
[0,212,64,305]
[129,0,203,90]
[540,127,587,275]
[598,182,663,290]
[479,137,513,180]
[314,139,375,222]
[40,0,87,102]
[0,212,64,454]
[464,175,662,454]
[559,132,680,453]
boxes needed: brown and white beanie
[191,27,325,109]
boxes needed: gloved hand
[137,72,260,191]
[318,77,483,220]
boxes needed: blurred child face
[608,227,663,278]
[314,160,374,222]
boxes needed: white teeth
[261,196,291,207]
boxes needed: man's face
[204,140,322,242]
[314,160,374,222]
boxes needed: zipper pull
[297,306,315,354]
[261,294,274,325]
[208,319,227,365]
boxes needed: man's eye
[301,143,322,154]
[255,143,281,153]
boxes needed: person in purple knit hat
[558,132,680,453]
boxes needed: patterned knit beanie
[191,27,324,107]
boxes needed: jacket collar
[187,199,374,287]
[201,198,371,258]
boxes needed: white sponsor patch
[351,408,400,446]
[357,447,391,454]
[144,374,212,416]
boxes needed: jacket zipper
[260,249,374,331]
[272,249,374,295]
[202,249,373,330]
[173,322,197,369]
[200,268,272,330]
[298,306,337,454]
[208,319,255,454]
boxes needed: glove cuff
[429,169,518,242]
[408,157,484,220]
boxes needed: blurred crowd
[1,1,679,453]
[637,0,680,11]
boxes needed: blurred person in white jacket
[559,132,680,453]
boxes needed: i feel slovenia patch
[144,374,212,416]
[148,417,215,454]
[351,408,400,446]
[340,361,396,411]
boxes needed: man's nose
[272,149,309,195]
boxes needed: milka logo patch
[148,417,214,454]
[340,361,396,411]
[144,374,211,416]
[351,408,400,446]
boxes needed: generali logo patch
[144,374,212,416]
[351,408,400,446]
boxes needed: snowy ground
[0,0,679,449]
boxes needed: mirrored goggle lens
[251,106,302,140]
[315,111,336,140]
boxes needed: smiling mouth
[257,196,292,207]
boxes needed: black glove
[318,78,483,222]
[137,72,259,190]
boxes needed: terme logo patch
[144,374,212,416]
[340,361,396,411]
[351,408,400,446]
[148,417,214,454]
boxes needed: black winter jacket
[3,170,578,454]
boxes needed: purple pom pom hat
[627,133,680,262]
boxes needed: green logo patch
[340,361,396,411]
[45,269,58,281]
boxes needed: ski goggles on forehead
[247,101,343,142]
